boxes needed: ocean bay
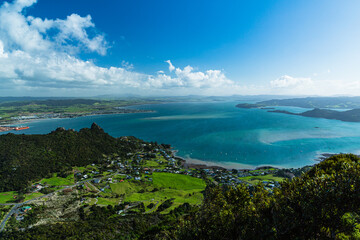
[4,101,360,169]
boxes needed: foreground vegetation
[1,125,360,239]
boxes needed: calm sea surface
[3,101,360,168]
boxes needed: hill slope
[0,123,142,192]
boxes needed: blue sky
[0,0,359,96]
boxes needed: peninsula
[236,96,360,122]
[268,108,360,122]
[0,98,156,128]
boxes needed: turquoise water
[3,101,360,168]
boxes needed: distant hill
[0,97,71,104]
[0,123,144,192]
[259,97,360,109]
[236,97,360,122]
[269,108,360,122]
[0,99,102,107]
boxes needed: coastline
[175,151,345,171]
[0,109,155,133]
[173,152,282,170]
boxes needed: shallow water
[3,101,360,168]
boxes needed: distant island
[269,108,360,122]
[259,96,360,109]
[237,96,360,109]
[235,103,265,109]
[236,97,360,122]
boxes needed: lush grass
[144,160,161,168]
[239,174,285,184]
[85,182,99,192]
[24,192,44,201]
[249,168,277,173]
[48,186,63,192]
[113,174,126,180]
[104,173,206,212]
[110,182,132,195]
[125,173,206,212]
[40,173,74,186]
[163,192,203,213]
[0,191,17,204]
[97,197,120,206]
[126,189,203,202]
[110,181,151,195]
[73,166,87,172]
[153,172,206,190]
[74,165,98,173]
[88,198,98,205]
[125,189,204,213]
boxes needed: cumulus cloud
[0,0,108,55]
[268,74,360,96]
[0,0,234,96]
[155,60,234,89]
[166,60,175,72]
[270,75,313,88]
[0,40,8,58]
[1,1,357,97]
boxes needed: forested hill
[258,97,360,109]
[175,154,360,239]
[269,108,360,122]
[2,154,360,239]
[236,97,360,122]
[0,123,145,192]
[0,99,100,107]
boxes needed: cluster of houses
[30,183,44,192]
[71,142,283,195]
[9,113,82,121]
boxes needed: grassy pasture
[96,173,206,212]
[97,197,120,206]
[110,181,149,195]
[125,188,204,213]
[239,174,285,184]
[152,172,206,190]
[0,191,17,204]
[40,174,74,186]
[24,192,44,202]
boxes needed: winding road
[144,201,159,214]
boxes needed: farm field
[0,191,17,204]
[107,172,206,212]
[152,172,206,190]
[97,197,121,206]
[40,174,74,186]
[24,192,44,202]
[238,174,285,184]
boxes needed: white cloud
[0,0,235,96]
[268,75,360,96]
[152,61,235,89]
[270,75,313,88]
[121,60,134,70]
[0,0,108,55]
[54,14,108,55]
[0,1,51,52]
[0,1,358,98]
[166,60,175,72]
[0,40,8,58]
